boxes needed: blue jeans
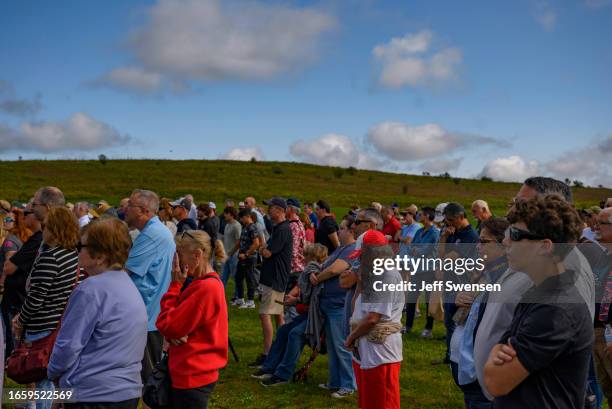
[451,362,492,409]
[261,315,307,380]
[321,303,356,390]
[589,353,603,409]
[221,253,238,296]
[24,330,55,409]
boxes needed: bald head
[245,197,256,209]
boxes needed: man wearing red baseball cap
[345,229,404,409]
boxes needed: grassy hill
[1,159,609,215]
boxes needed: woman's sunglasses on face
[4,217,15,223]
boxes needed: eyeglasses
[3,217,15,223]
[76,242,88,252]
[504,226,546,241]
[354,218,372,225]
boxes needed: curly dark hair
[479,217,510,243]
[507,194,581,258]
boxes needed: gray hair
[524,177,573,203]
[75,202,90,212]
[361,207,383,230]
[35,187,65,208]
[471,199,489,211]
[184,194,194,207]
[131,189,159,213]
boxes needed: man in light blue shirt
[398,205,422,257]
[124,189,175,383]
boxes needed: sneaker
[240,300,256,309]
[251,369,273,380]
[248,353,267,368]
[331,388,355,398]
[400,326,411,334]
[232,298,245,306]
[318,383,334,390]
[261,375,288,387]
[420,329,433,339]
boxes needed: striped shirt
[19,246,80,334]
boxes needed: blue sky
[0,0,611,186]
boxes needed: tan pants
[593,327,612,400]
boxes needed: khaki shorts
[259,284,285,315]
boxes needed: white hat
[434,202,448,223]
[209,201,217,209]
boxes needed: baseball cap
[348,230,388,259]
[287,198,301,209]
[170,197,190,210]
[209,202,217,209]
[434,202,448,223]
[263,197,287,210]
[238,201,246,209]
[0,199,11,213]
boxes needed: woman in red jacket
[156,230,228,409]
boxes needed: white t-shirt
[351,269,404,369]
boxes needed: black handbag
[143,352,171,409]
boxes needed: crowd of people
[0,178,610,409]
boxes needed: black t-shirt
[199,216,220,242]
[494,270,593,409]
[177,218,198,234]
[315,215,339,254]
[260,220,293,292]
[3,231,43,310]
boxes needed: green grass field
[2,296,464,409]
[1,159,610,408]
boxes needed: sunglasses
[181,230,197,240]
[24,210,34,216]
[505,226,546,241]
[3,217,15,223]
[76,242,88,252]
[353,218,373,225]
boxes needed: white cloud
[0,113,130,153]
[479,155,541,183]
[373,30,432,60]
[546,134,612,187]
[97,67,163,93]
[290,133,383,169]
[223,146,264,161]
[532,0,557,31]
[373,30,462,89]
[98,0,336,93]
[478,136,612,187]
[366,121,504,161]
